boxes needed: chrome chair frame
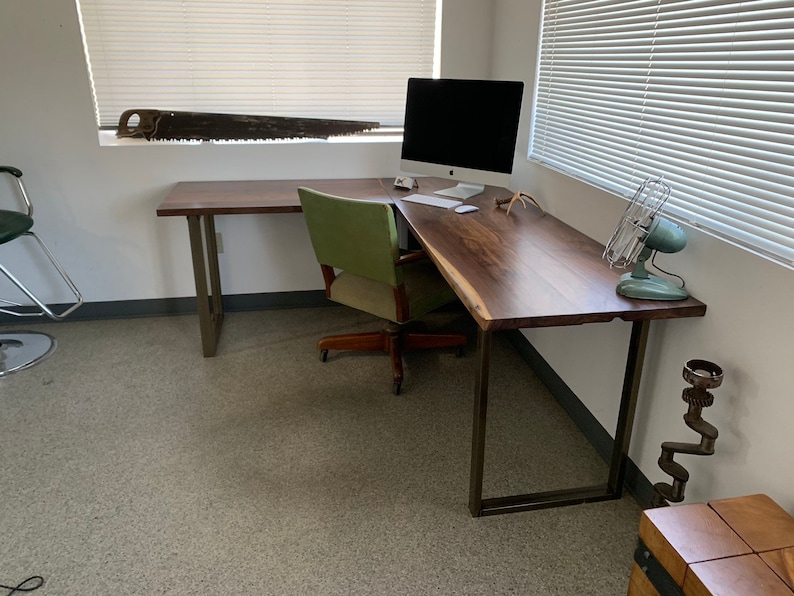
[0,166,83,320]
[0,165,83,377]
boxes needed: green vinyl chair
[298,187,466,395]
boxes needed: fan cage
[604,177,671,268]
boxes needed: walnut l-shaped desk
[157,177,706,516]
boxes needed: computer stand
[434,182,485,200]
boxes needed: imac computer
[399,78,524,200]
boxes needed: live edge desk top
[157,176,706,517]
[157,177,705,331]
[156,178,391,216]
[392,178,705,332]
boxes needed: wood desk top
[390,178,706,331]
[156,175,706,332]
[156,178,391,216]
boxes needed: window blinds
[530,0,794,266]
[76,0,439,128]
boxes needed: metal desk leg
[468,319,652,517]
[468,327,492,516]
[187,214,224,357]
[608,319,651,496]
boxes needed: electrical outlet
[216,232,224,253]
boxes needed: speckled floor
[0,306,641,595]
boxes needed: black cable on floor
[0,576,44,595]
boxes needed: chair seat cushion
[329,258,459,323]
[0,210,33,244]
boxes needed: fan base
[617,272,688,301]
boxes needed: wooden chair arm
[395,250,428,267]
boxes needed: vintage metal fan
[603,177,689,300]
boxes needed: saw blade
[117,109,380,141]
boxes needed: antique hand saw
[117,109,380,141]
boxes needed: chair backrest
[298,187,402,287]
[0,166,33,217]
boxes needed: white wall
[493,0,794,510]
[1,0,792,511]
[0,0,492,305]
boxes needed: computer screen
[400,78,524,199]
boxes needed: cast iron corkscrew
[651,359,724,507]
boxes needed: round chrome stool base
[0,331,58,377]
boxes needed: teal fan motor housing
[603,177,689,301]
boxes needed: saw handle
[117,109,162,139]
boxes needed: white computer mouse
[454,204,479,214]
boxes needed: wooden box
[628,494,794,595]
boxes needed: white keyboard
[401,194,462,209]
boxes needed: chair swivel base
[0,331,57,377]
[318,324,466,395]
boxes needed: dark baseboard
[0,290,330,326]
[505,329,655,509]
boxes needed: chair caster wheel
[320,349,328,362]
[392,382,401,395]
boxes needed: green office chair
[0,166,83,376]
[298,187,466,394]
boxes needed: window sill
[97,129,403,147]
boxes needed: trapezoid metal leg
[468,327,492,517]
[608,319,651,498]
[187,214,224,357]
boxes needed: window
[76,0,440,130]
[530,0,794,267]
